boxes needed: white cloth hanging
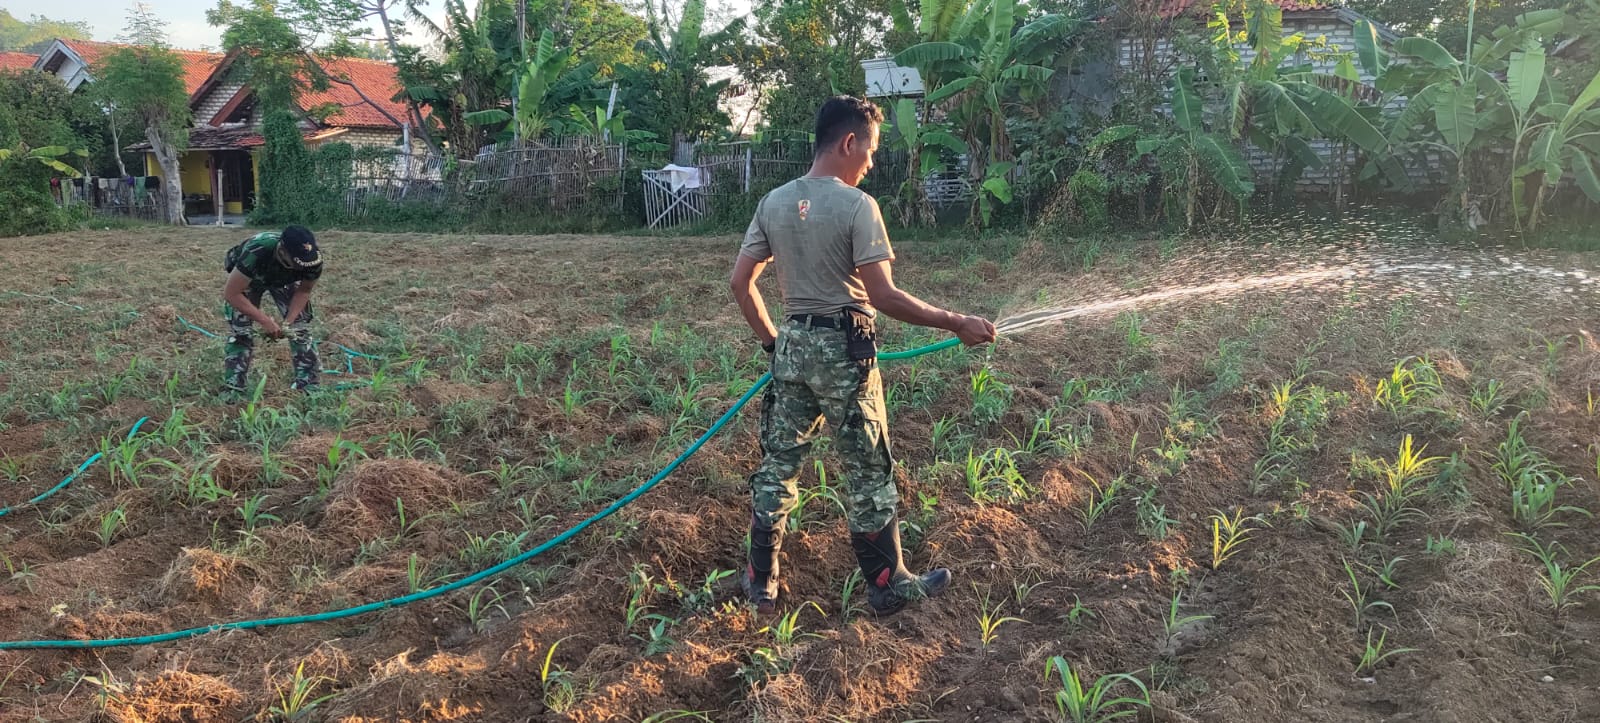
[658,164,705,192]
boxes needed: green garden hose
[0,418,150,519]
[175,315,381,377]
[0,336,963,650]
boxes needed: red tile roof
[63,39,223,96]
[0,51,37,72]
[1151,0,1335,19]
[299,56,409,130]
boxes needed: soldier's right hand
[954,315,997,346]
[262,319,285,340]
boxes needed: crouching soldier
[221,225,323,394]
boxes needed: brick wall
[1114,14,1444,194]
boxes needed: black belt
[788,313,846,329]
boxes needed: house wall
[325,128,406,148]
[180,152,213,195]
[196,82,246,124]
[142,152,214,194]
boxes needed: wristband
[762,341,776,354]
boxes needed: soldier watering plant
[729,96,998,616]
[221,225,323,395]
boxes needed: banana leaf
[1434,82,1477,150]
[926,76,978,104]
[1508,43,1546,118]
[1573,150,1600,202]
[895,41,970,70]
[1193,133,1255,199]
[1353,19,1386,78]
[1394,37,1459,70]
[1172,68,1203,134]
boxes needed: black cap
[280,225,321,268]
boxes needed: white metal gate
[642,170,708,229]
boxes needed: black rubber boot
[742,520,783,614]
[851,515,951,617]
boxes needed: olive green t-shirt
[739,176,895,316]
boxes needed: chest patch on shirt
[797,199,810,221]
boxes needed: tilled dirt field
[0,222,1598,722]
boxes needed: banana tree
[630,0,745,152]
[0,145,87,177]
[1205,1,1407,203]
[886,97,968,226]
[461,29,597,143]
[1514,70,1600,231]
[1379,4,1567,229]
[1160,67,1257,227]
[894,0,1075,225]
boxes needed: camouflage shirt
[228,232,322,291]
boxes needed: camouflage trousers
[750,320,896,534]
[224,284,318,392]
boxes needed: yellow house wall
[179,152,212,195]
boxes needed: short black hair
[814,96,883,156]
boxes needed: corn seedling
[1116,311,1153,353]
[1357,491,1426,540]
[1377,435,1442,502]
[1339,558,1394,629]
[930,415,966,462]
[677,568,735,612]
[384,429,443,461]
[475,457,537,493]
[1337,519,1369,555]
[634,613,679,656]
[904,490,939,550]
[1,552,37,593]
[1134,484,1177,540]
[539,637,578,712]
[1076,474,1126,533]
[237,494,282,532]
[316,438,367,492]
[94,506,127,549]
[969,366,1013,428]
[764,601,824,647]
[1424,535,1457,556]
[406,553,427,593]
[1542,335,1567,379]
[1493,420,1589,529]
[1470,379,1507,418]
[1507,533,1600,618]
[101,434,178,489]
[974,587,1024,649]
[624,563,655,632]
[0,456,26,484]
[1161,589,1213,655]
[178,459,231,506]
[1045,656,1151,723]
[1209,508,1263,569]
[81,663,128,713]
[455,585,510,633]
[839,569,868,623]
[1064,595,1096,632]
[514,498,553,533]
[460,530,529,567]
[965,447,1034,504]
[1374,357,1442,416]
[268,661,338,721]
[1012,576,1045,613]
[1353,627,1417,678]
[639,712,713,723]
[1372,555,1405,590]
